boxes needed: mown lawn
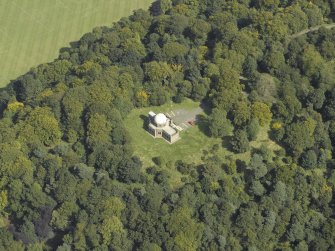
[0,0,153,87]
[124,99,222,167]
[124,100,224,187]
[125,99,282,187]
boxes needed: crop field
[0,0,153,87]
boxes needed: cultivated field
[0,0,154,87]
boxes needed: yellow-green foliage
[252,102,273,126]
[303,117,317,136]
[272,121,282,130]
[7,101,24,112]
[101,197,125,217]
[0,141,34,184]
[76,61,102,76]
[39,88,54,99]
[0,191,8,213]
[86,113,113,148]
[51,201,79,231]
[18,107,62,146]
[136,90,149,106]
[100,216,126,245]
[144,61,172,82]
[88,82,114,104]
[168,207,204,251]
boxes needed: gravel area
[167,107,203,129]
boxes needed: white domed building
[147,111,180,144]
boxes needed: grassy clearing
[234,124,282,162]
[124,99,223,188]
[124,99,221,167]
[125,99,282,187]
[0,0,153,87]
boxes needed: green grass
[125,99,222,166]
[0,0,154,87]
[236,124,282,162]
[125,99,283,187]
[124,99,224,187]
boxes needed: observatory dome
[155,113,167,126]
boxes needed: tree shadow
[149,0,161,16]
[222,136,233,152]
[196,114,211,137]
[200,100,211,115]
[236,159,248,174]
[59,47,71,54]
[140,114,149,130]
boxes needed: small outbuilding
[147,111,180,144]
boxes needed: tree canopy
[0,0,335,250]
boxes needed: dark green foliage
[208,108,232,138]
[247,118,260,141]
[0,0,335,250]
[231,129,250,153]
[300,149,318,169]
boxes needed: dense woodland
[1,0,335,250]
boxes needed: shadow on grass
[196,114,211,137]
[200,100,211,115]
[222,136,234,152]
[140,114,149,130]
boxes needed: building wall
[147,115,180,143]
[148,126,156,137]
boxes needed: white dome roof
[155,113,167,126]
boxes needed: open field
[0,0,154,87]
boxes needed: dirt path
[290,23,335,39]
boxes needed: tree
[231,129,250,153]
[99,216,126,246]
[151,0,172,15]
[251,102,272,126]
[323,88,335,120]
[0,228,24,251]
[249,180,265,196]
[160,0,172,14]
[300,150,317,169]
[86,113,113,149]
[185,19,211,45]
[117,156,142,183]
[167,207,204,251]
[210,12,238,44]
[231,101,251,127]
[247,118,260,141]
[14,74,43,101]
[163,41,188,61]
[208,108,232,138]
[18,107,62,146]
[0,191,8,215]
[144,61,172,82]
[284,118,316,155]
[271,181,287,207]
[299,45,323,79]
[249,153,267,179]
[307,88,325,110]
